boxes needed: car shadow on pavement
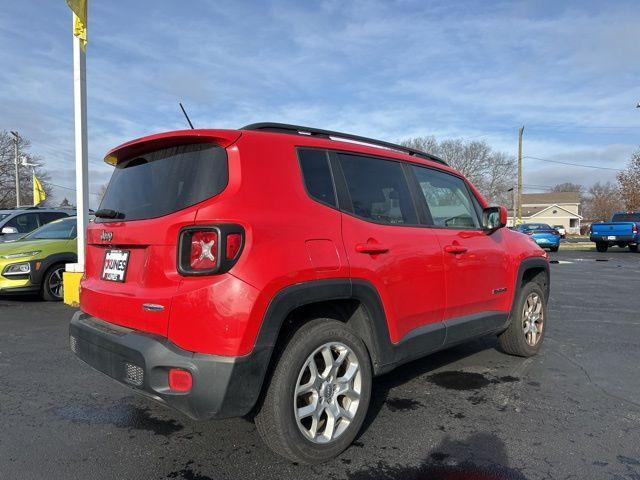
[344,432,527,480]
[359,335,501,438]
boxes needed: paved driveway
[1,250,639,479]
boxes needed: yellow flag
[33,174,46,206]
[66,0,87,50]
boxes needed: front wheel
[498,281,547,357]
[596,242,608,252]
[254,319,372,464]
[41,264,65,301]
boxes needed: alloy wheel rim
[522,292,543,346]
[49,267,65,299]
[294,342,362,444]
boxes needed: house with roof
[508,192,583,234]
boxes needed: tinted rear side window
[98,143,228,222]
[338,154,417,225]
[298,149,337,207]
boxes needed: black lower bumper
[590,235,637,244]
[0,284,40,295]
[69,311,270,420]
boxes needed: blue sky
[1,0,639,207]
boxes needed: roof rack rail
[241,122,448,166]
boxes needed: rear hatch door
[81,131,239,336]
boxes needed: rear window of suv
[98,143,228,222]
[611,213,640,222]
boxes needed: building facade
[507,192,582,234]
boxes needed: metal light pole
[10,131,20,208]
[516,126,524,223]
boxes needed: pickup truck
[590,211,640,252]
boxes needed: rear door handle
[444,245,468,254]
[355,243,389,254]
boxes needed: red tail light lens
[226,233,242,260]
[633,224,638,234]
[168,368,192,393]
[178,225,244,276]
[190,231,218,270]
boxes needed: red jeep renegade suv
[70,123,549,463]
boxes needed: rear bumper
[532,237,560,247]
[590,234,637,243]
[69,311,270,420]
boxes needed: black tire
[629,244,638,253]
[498,281,547,357]
[41,263,65,302]
[254,319,372,464]
[549,246,559,252]
[596,242,608,253]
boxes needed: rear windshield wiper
[95,209,125,219]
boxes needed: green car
[0,216,77,301]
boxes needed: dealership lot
[1,250,639,480]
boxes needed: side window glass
[339,154,417,225]
[7,213,40,233]
[411,166,480,228]
[298,149,337,208]
[39,212,68,225]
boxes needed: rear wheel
[549,246,559,252]
[254,319,372,464]
[498,281,547,357]
[629,244,638,252]
[42,264,65,301]
[596,242,608,252]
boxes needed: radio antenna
[179,102,195,129]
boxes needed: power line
[523,155,623,172]
[42,180,101,197]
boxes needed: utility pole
[10,131,20,208]
[517,126,524,223]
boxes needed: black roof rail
[241,122,448,166]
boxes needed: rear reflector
[168,368,192,393]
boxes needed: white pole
[12,132,20,208]
[70,31,89,273]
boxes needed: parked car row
[0,207,75,242]
[513,223,561,251]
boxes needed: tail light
[178,224,244,275]
[633,224,638,234]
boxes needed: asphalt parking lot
[1,249,639,480]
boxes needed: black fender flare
[252,278,394,377]
[509,256,550,314]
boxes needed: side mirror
[1,226,18,235]
[483,206,507,230]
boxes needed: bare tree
[616,149,640,210]
[582,182,621,222]
[0,131,52,208]
[400,136,516,205]
[551,182,583,194]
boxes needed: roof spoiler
[103,129,242,165]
